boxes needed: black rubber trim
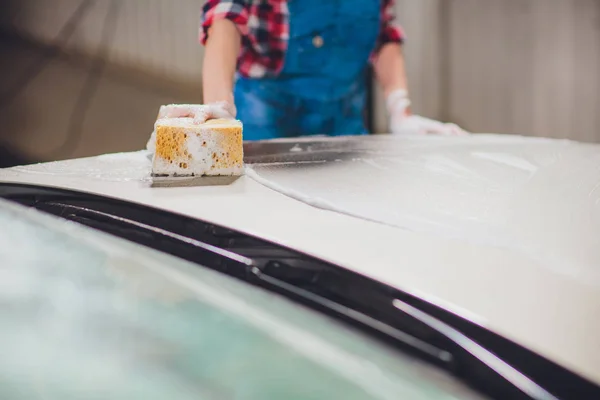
[1,182,598,400]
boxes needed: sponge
[152,117,244,177]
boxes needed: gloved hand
[146,101,236,153]
[157,101,236,124]
[386,89,467,136]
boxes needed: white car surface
[1,133,599,398]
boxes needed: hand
[391,115,467,136]
[157,101,236,124]
[386,89,467,136]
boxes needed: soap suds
[471,152,538,173]
[244,167,337,210]
[245,135,600,285]
[152,127,215,176]
[8,151,152,182]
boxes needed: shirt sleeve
[200,0,249,45]
[374,0,405,53]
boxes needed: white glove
[156,101,236,124]
[387,89,467,136]
[146,101,236,153]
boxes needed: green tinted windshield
[0,200,485,400]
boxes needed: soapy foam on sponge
[152,117,244,176]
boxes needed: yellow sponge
[152,118,244,176]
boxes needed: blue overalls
[234,0,381,141]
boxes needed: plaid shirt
[200,0,405,78]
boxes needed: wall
[2,0,600,142]
[445,0,600,141]
[1,0,205,86]
[0,0,208,162]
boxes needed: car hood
[1,133,599,385]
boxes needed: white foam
[157,103,236,124]
[244,166,336,209]
[154,117,194,128]
[155,117,242,129]
[244,134,600,286]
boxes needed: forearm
[202,19,241,104]
[373,43,408,99]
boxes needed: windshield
[0,199,486,400]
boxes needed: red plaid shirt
[200,0,405,78]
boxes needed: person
[157,0,466,141]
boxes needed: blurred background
[0,0,598,167]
